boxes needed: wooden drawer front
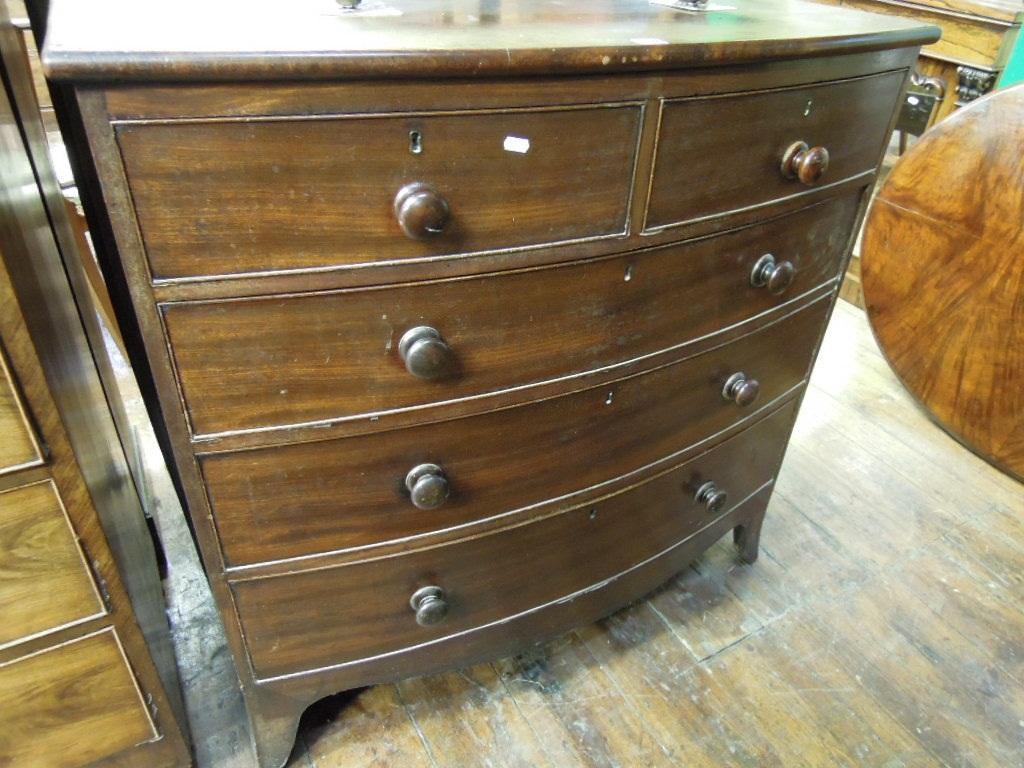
[0,630,157,767]
[645,71,904,230]
[0,345,43,474]
[0,481,104,648]
[204,297,827,567]
[232,398,797,679]
[165,195,857,438]
[116,104,642,281]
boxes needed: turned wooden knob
[398,326,453,380]
[394,182,450,240]
[410,586,449,627]
[405,463,449,510]
[722,372,760,407]
[750,253,795,295]
[695,481,729,514]
[781,141,830,186]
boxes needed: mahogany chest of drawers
[43,1,937,764]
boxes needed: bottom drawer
[232,399,799,680]
[0,629,157,767]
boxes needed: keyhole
[409,130,423,155]
[803,100,813,117]
[624,264,634,282]
[605,391,614,405]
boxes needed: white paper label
[503,135,531,154]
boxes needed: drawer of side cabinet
[164,194,858,438]
[645,71,905,230]
[0,630,157,767]
[0,345,43,475]
[0,481,104,649]
[115,104,642,281]
[203,296,829,567]
[231,398,798,680]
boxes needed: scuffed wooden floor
[277,301,1024,768]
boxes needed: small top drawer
[115,104,642,281]
[645,70,905,230]
[163,194,859,438]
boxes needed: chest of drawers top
[44,0,937,82]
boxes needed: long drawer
[164,195,858,437]
[116,103,642,281]
[231,398,798,680]
[203,296,828,567]
[645,70,904,230]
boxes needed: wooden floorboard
[274,301,1023,767]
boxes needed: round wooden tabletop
[862,83,1024,482]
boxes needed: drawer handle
[722,372,760,407]
[695,481,729,514]
[410,585,449,627]
[781,141,830,186]
[399,326,454,380]
[750,254,795,295]
[394,182,450,240]
[405,463,450,510]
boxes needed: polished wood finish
[645,71,904,230]
[164,196,858,438]
[0,257,188,767]
[781,141,831,186]
[43,0,937,82]
[393,182,451,242]
[0,630,157,768]
[233,399,798,681]
[0,343,43,474]
[862,84,1024,481]
[115,104,641,280]
[279,302,1024,768]
[203,299,826,567]
[0,480,104,648]
[0,27,189,759]
[46,3,932,764]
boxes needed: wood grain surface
[231,400,797,681]
[116,105,641,280]
[52,9,927,762]
[0,342,43,474]
[0,205,189,765]
[203,298,826,568]
[0,630,157,767]
[174,302,1024,768]
[41,0,938,82]
[164,197,855,438]
[646,71,904,230]
[0,481,104,648]
[862,83,1024,481]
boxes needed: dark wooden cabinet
[43,1,937,765]
[0,6,190,763]
[0,227,189,768]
